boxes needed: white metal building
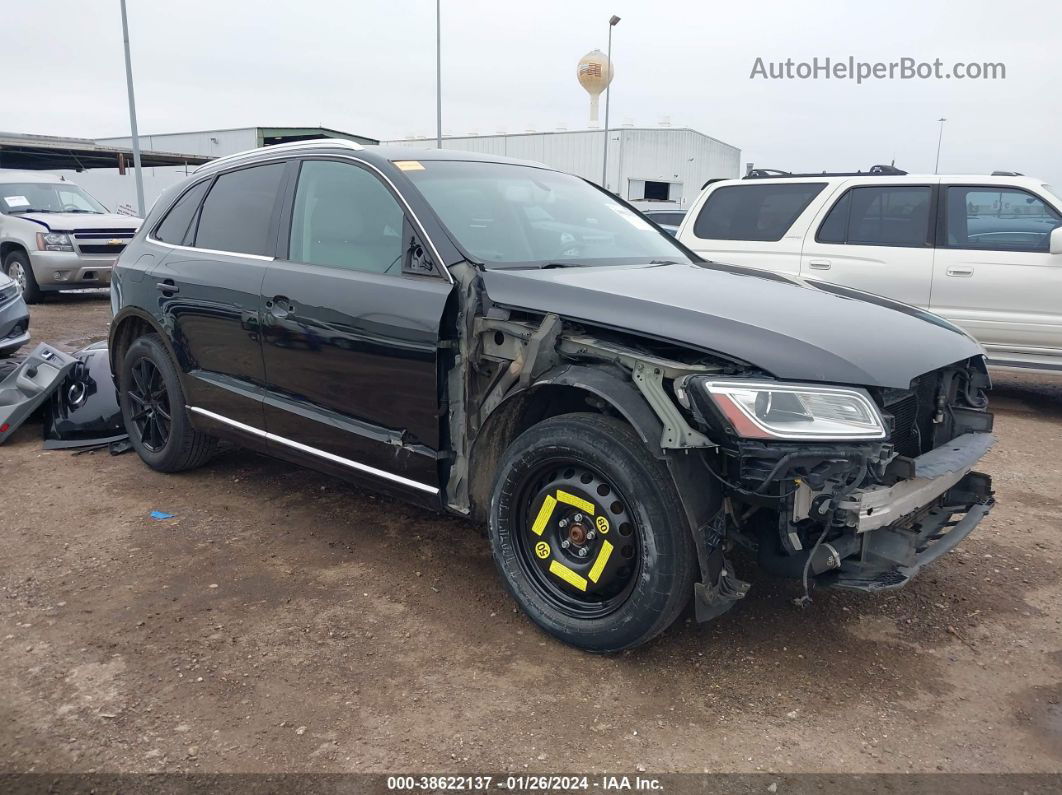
[386,127,741,209]
[51,126,377,214]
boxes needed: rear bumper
[29,251,114,288]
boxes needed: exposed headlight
[699,380,885,440]
[36,232,74,252]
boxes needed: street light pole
[119,0,145,217]
[601,15,620,190]
[934,117,947,174]
[436,0,442,149]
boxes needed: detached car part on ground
[107,142,995,653]
[0,341,127,449]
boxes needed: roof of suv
[713,173,1049,188]
[194,139,551,176]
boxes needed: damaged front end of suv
[440,253,995,634]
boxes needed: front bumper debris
[836,432,996,532]
[826,471,995,592]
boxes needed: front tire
[489,413,697,652]
[119,334,218,472]
[4,251,42,304]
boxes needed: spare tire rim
[127,356,171,452]
[515,461,641,619]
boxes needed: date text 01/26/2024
[386,775,664,791]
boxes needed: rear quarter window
[692,183,825,242]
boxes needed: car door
[681,181,829,274]
[260,157,453,496]
[930,184,1062,368]
[799,182,937,307]
[149,161,288,429]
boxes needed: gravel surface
[1,293,1060,773]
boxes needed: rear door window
[194,163,287,256]
[817,186,932,247]
[154,179,211,245]
[943,186,1061,252]
[692,183,825,241]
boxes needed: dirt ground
[1,292,1060,775]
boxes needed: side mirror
[1051,226,1062,255]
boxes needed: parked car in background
[641,208,687,235]
[677,167,1062,373]
[0,171,141,302]
[0,270,29,357]
[110,142,994,652]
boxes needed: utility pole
[934,117,947,174]
[436,0,442,148]
[119,0,146,217]
[601,15,620,189]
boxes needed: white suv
[677,168,1062,373]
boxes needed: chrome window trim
[149,151,454,284]
[194,139,365,174]
[188,406,440,495]
[149,238,275,261]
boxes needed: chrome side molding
[188,406,439,495]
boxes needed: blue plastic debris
[150,511,175,520]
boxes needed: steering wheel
[61,204,82,212]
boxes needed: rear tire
[4,251,42,304]
[119,333,218,472]
[489,413,697,652]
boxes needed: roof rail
[744,164,907,179]
[991,170,1024,177]
[193,138,365,173]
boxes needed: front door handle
[155,279,179,294]
[808,259,832,270]
[947,266,974,277]
[266,295,292,320]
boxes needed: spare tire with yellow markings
[489,413,697,652]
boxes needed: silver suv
[0,171,141,302]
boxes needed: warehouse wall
[387,128,740,209]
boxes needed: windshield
[0,182,108,215]
[402,161,692,268]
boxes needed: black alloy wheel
[126,356,171,452]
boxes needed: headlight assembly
[698,379,885,441]
[36,232,74,252]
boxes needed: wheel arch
[466,364,664,522]
[108,308,182,381]
[1,241,29,263]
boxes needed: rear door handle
[155,279,179,294]
[808,259,831,270]
[946,266,974,277]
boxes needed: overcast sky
[7,0,1061,184]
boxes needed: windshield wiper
[649,259,680,265]
[10,208,55,214]
[62,209,101,214]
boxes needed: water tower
[577,50,613,128]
